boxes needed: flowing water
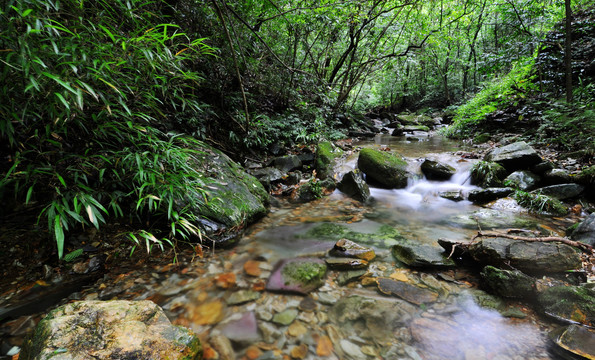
[227,133,566,360]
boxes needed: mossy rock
[358,148,410,188]
[513,190,568,216]
[315,141,343,180]
[480,265,535,299]
[537,285,595,327]
[300,222,406,249]
[470,161,507,187]
[266,258,327,294]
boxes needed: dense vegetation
[1,0,593,257]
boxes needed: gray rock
[484,141,542,171]
[438,190,464,201]
[337,170,371,202]
[480,265,535,299]
[468,187,514,203]
[531,183,585,200]
[420,159,456,180]
[469,237,582,274]
[358,148,410,188]
[537,285,595,326]
[251,167,284,187]
[543,168,572,184]
[392,242,455,268]
[571,213,595,246]
[272,155,302,173]
[377,278,439,305]
[272,308,299,326]
[325,257,369,270]
[504,170,540,191]
[530,161,555,175]
[20,300,201,360]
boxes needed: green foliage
[536,101,595,151]
[513,190,567,216]
[470,161,507,187]
[0,0,213,258]
[445,57,538,138]
[282,261,326,284]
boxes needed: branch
[471,230,593,252]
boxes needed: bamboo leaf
[54,215,65,259]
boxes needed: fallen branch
[472,230,594,253]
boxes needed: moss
[302,223,348,239]
[315,141,343,179]
[578,165,595,185]
[538,285,595,326]
[282,261,327,285]
[358,148,409,188]
[300,223,405,249]
[514,190,567,216]
[359,148,407,169]
[470,161,507,187]
[474,133,492,144]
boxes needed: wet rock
[377,278,439,305]
[291,179,328,203]
[298,296,318,312]
[272,155,302,173]
[329,295,418,343]
[484,141,542,171]
[340,340,367,360]
[266,258,327,294]
[480,265,535,299]
[251,167,284,190]
[336,269,368,286]
[530,161,555,175]
[444,208,538,230]
[469,237,583,274]
[571,213,595,246]
[438,190,464,202]
[543,168,572,184]
[420,159,456,180]
[392,242,455,269]
[258,322,282,343]
[225,290,261,305]
[300,222,406,249]
[20,300,201,360]
[531,183,585,200]
[504,170,540,191]
[549,324,595,359]
[315,142,344,180]
[284,171,302,185]
[537,285,595,327]
[470,161,507,187]
[220,312,259,346]
[329,239,376,261]
[210,334,235,360]
[357,148,410,188]
[403,125,430,133]
[468,187,514,204]
[337,170,371,202]
[325,257,369,270]
[272,308,299,326]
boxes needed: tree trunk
[565,0,573,103]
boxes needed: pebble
[210,334,235,360]
[272,308,299,326]
[316,292,338,305]
[287,321,308,337]
[259,322,282,343]
[339,339,367,360]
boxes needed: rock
[284,171,302,185]
[258,322,282,343]
[530,161,555,175]
[438,190,464,201]
[272,308,299,326]
[225,290,261,305]
[468,187,514,203]
[514,190,568,216]
[549,325,595,359]
[340,340,367,360]
[469,237,582,274]
[537,285,595,327]
[329,239,376,261]
[299,222,406,249]
[291,180,324,203]
[392,242,455,268]
[329,295,418,343]
[358,148,410,188]
[220,312,259,346]
[444,208,538,230]
[504,170,540,191]
[315,142,343,180]
[189,143,269,247]
[337,170,371,202]
[531,183,585,200]
[266,258,327,294]
[484,141,542,171]
[420,159,456,180]
[251,167,284,190]
[336,269,368,286]
[377,278,439,305]
[325,257,369,270]
[480,266,535,299]
[272,155,302,173]
[543,168,572,184]
[571,213,595,246]
[470,161,507,187]
[402,125,430,133]
[20,300,201,360]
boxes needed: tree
[564,0,572,103]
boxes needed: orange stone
[316,335,333,357]
[193,301,224,325]
[290,344,308,359]
[245,345,263,360]
[244,260,262,277]
[214,272,236,289]
[202,345,218,360]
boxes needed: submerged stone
[325,257,369,270]
[358,148,410,188]
[300,222,406,249]
[220,312,259,345]
[549,325,595,359]
[336,269,368,286]
[20,300,201,360]
[329,238,376,261]
[392,242,455,269]
[377,277,439,305]
[225,290,261,305]
[266,258,327,294]
[272,308,299,326]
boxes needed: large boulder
[549,325,595,359]
[571,213,595,246]
[504,170,540,191]
[469,237,583,274]
[190,143,269,247]
[420,159,456,180]
[358,148,410,188]
[531,183,585,200]
[470,161,507,187]
[337,170,371,202]
[480,265,535,299]
[272,154,302,173]
[20,300,201,360]
[484,141,542,171]
[537,285,595,327]
[468,187,514,204]
[315,142,344,180]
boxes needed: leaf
[55,93,70,111]
[54,215,65,259]
[63,248,84,262]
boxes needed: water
[244,133,561,359]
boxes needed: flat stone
[484,141,542,171]
[468,187,514,204]
[392,242,455,268]
[325,257,369,270]
[266,258,327,295]
[549,325,595,359]
[272,308,299,326]
[337,269,368,286]
[329,239,376,261]
[220,312,259,345]
[480,265,535,299]
[532,183,585,200]
[377,278,439,305]
[537,285,595,327]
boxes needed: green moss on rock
[358,148,409,188]
[282,261,327,285]
[470,161,507,187]
[315,141,343,180]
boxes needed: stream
[169,132,567,360]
